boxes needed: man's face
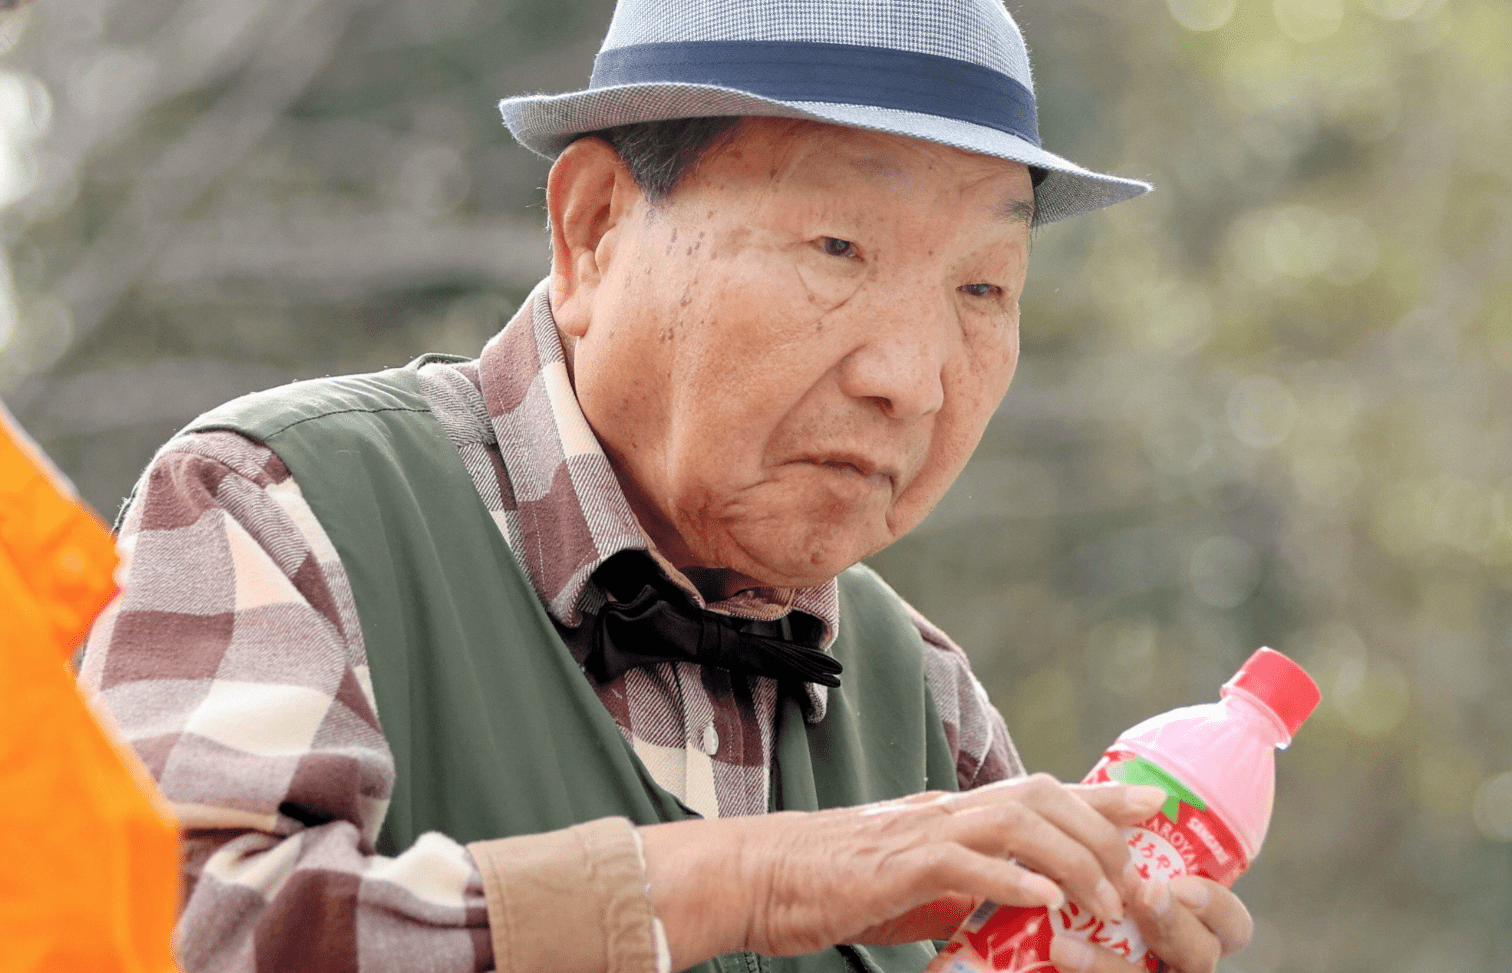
[554,118,1033,590]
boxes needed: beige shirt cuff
[469,817,671,973]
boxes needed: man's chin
[716,525,885,590]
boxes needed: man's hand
[1047,874,1254,973]
[638,774,1170,969]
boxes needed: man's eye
[821,237,857,258]
[960,283,999,298]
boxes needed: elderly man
[80,1,1255,972]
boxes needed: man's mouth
[811,455,897,492]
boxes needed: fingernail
[1173,882,1210,911]
[1049,935,1096,972]
[1140,875,1171,916]
[1123,859,1142,887]
[1095,877,1124,922]
[1127,785,1167,813]
[1025,872,1067,912]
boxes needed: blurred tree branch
[56,0,381,342]
[149,214,547,300]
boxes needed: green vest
[189,357,958,973]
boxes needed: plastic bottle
[927,647,1320,973]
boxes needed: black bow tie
[582,551,843,688]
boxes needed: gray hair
[574,116,744,202]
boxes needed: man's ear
[547,137,641,341]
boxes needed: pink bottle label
[931,750,1250,973]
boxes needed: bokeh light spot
[1166,0,1238,31]
[1189,535,1261,608]
[1323,216,1380,285]
[1415,744,1481,821]
[1333,658,1411,737]
[0,72,44,209]
[0,283,14,353]
[1264,205,1337,278]
[1011,666,1081,759]
[1274,0,1345,42]
[1471,771,1512,841]
[1228,375,1298,449]
[1363,0,1428,20]
[1290,449,1362,509]
[1090,617,1160,696]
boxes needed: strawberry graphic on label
[1106,754,1208,824]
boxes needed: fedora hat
[499,0,1150,225]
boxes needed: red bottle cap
[1223,647,1321,738]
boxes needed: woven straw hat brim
[501,83,1150,226]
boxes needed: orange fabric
[1,401,181,973]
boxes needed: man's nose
[833,293,951,421]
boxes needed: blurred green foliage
[1,0,1508,970]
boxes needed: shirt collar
[475,282,841,720]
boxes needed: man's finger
[958,777,1166,827]
[1168,876,1253,956]
[882,843,1067,915]
[1064,781,1170,827]
[1017,777,1161,897]
[943,802,1122,924]
[1127,876,1222,973]
[955,776,1163,905]
[1047,934,1149,973]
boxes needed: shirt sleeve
[904,602,1026,790]
[78,429,664,973]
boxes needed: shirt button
[700,724,719,756]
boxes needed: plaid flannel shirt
[78,282,1022,973]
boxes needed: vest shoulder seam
[206,404,434,441]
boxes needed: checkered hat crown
[500,0,1150,225]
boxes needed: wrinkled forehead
[707,118,1035,220]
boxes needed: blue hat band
[590,40,1040,147]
